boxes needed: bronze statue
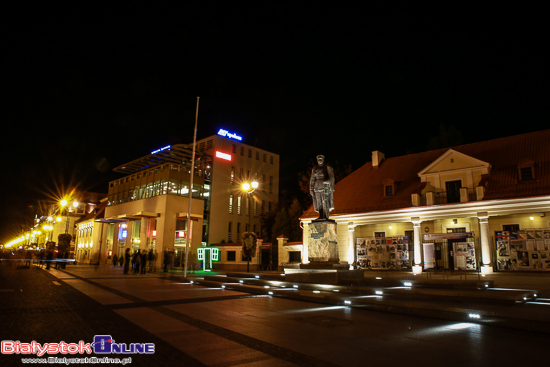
[310,155,335,220]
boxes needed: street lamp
[59,198,78,264]
[242,181,258,272]
[59,199,78,234]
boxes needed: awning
[176,213,203,221]
[117,212,160,220]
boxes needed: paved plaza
[2,262,550,366]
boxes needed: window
[237,196,242,215]
[240,147,245,156]
[445,180,461,204]
[447,227,466,233]
[132,220,141,239]
[230,166,234,185]
[229,195,234,214]
[237,222,241,239]
[520,167,533,180]
[374,232,385,238]
[232,144,237,154]
[227,251,236,261]
[383,179,395,197]
[503,224,520,231]
[269,176,273,194]
[263,153,267,162]
[228,222,232,242]
[404,230,414,246]
[518,160,535,181]
[256,151,259,160]
[270,156,274,164]
[248,149,252,158]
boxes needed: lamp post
[59,198,78,263]
[242,181,258,272]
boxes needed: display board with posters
[356,236,409,270]
[495,229,550,271]
[452,242,476,270]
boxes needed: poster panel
[356,236,409,270]
[423,243,435,270]
[495,229,550,272]
[453,242,476,270]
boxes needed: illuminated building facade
[300,129,550,274]
[102,131,279,270]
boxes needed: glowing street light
[241,180,259,230]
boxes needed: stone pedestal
[307,220,339,262]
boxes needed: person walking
[148,250,154,272]
[134,249,141,274]
[123,248,130,274]
[140,250,147,274]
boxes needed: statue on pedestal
[309,155,335,221]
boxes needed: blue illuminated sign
[217,129,243,141]
[151,145,171,154]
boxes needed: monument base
[308,220,339,262]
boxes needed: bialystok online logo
[1,335,155,356]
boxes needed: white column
[478,212,493,274]
[348,223,356,269]
[412,217,422,274]
[302,222,309,264]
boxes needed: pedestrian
[123,248,130,274]
[163,251,169,272]
[46,250,53,270]
[141,251,147,274]
[39,250,45,268]
[134,249,141,274]
[148,250,154,272]
[112,254,118,267]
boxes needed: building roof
[302,129,550,219]
[75,201,108,224]
[112,144,201,174]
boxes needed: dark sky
[2,4,548,243]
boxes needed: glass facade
[107,162,211,206]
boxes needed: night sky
[2,5,548,243]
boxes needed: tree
[287,198,303,241]
[271,208,290,245]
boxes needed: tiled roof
[74,201,108,224]
[302,129,550,219]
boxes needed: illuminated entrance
[423,232,477,270]
[197,246,219,271]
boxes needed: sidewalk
[55,265,550,333]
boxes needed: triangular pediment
[418,149,491,176]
